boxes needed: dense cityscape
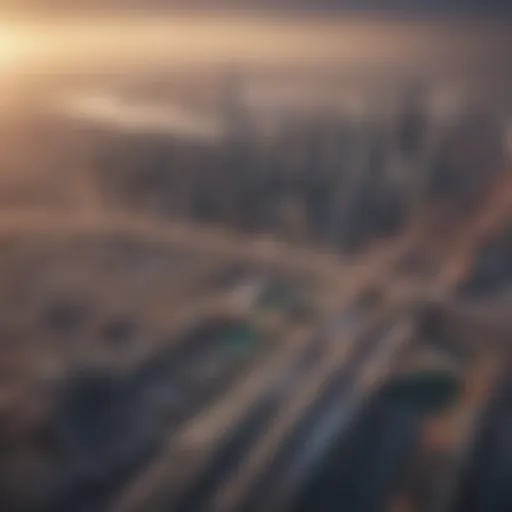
[0,10,511,512]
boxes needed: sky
[2,0,512,17]
[0,0,509,76]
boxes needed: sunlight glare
[0,24,23,73]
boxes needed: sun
[0,25,22,72]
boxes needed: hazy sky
[1,0,509,77]
[3,0,512,16]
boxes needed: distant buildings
[15,70,507,255]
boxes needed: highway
[1,175,511,512]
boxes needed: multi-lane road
[1,178,512,512]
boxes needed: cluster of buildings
[71,73,506,251]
